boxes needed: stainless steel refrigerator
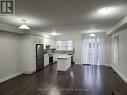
[36,44,44,71]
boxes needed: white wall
[0,31,22,82]
[111,28,127,83]
[21,35,36,74]
[56,34,82,64]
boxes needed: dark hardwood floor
[0,64,127,95]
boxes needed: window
[56,40,73,50]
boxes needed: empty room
[0,0,127,95]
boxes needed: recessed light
[98,7,113,14]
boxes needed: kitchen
[36,39,75,72]
[21,34,76,74]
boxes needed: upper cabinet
[43,37,56,49]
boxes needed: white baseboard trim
[0,71,23,83]
[82,64,111,67]
[111,65,127,83]
[99,64,111,67]
[23,71,35,74]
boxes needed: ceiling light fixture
[90,33,96,37]
[98,7,113,14]
[19,19,30,30]
[52,30,57,36]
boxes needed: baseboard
[23,71,35,74]
[0,71,23,83]
[102,64,112,67]
[111,65,127,83]
[82,64,111,67]
[83,64,92,66]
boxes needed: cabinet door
[44,55,49,67]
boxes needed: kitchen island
[57,54,71,71]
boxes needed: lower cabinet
[53,54,57,63]
[44,54,49,67]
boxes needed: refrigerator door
[36,44,44,71]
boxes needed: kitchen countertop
[57,54,72,59]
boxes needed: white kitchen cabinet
[44,54,49,67]
[53,54,57,62]
[57,55,71,71]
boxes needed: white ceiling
[0,0,127,34]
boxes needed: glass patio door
[82,37,105,65]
